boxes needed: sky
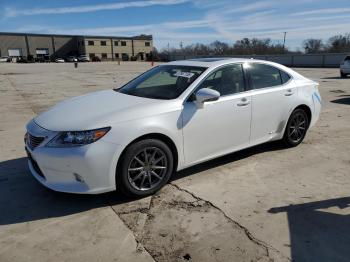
[1,0,350,51]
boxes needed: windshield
[116,65,207,99]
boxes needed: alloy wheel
[127,147,168,191]
[288,111,307,143]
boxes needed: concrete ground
[0,62,349,262]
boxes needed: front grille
[26,149,45,179]
[27,133,45,150]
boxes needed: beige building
[0,32,153,61]
[83,36,153,61]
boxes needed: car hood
[34,90,178,131]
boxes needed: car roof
[164,57,310,81]
[166,57,270,68]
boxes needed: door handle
[237,102,250,106]
[284,89,294,96]
[237,97,250,106]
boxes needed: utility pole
[283,32,287,52]
[167,42,170,61]
[180,41,183,50]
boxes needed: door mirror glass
[195,88,220,103]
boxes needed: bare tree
[303,39,323,53]
[160,33,350,60]
[233,38,285,55]
[209,41,230,55]
[325,34,350,53]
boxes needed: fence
[168,53,348,68]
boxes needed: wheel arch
[116,133,179,179]
[293,104,312,126]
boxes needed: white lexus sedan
[340,55,350,78]
[25,58,321,196]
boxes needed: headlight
[46,127,111,147]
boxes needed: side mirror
[195,88,220,103]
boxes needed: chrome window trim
[246,62,293,91]
[184,62,250,103]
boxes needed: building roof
[0,32,152,40]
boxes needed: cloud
[5,0,189,17]
[197,0,350,46]
[7,0,350,50]
[292,7,350,16]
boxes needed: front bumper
[25,121,121,194]
[340,67,350,74]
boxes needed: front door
[182,64,252,166]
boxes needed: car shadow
[269,197,350,262]
[321,76,348,80]
[173,141,286,181]
[0,157,132,226]
[0,141,286,226]
[330,97,350,105]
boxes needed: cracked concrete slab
[0,207,154,262]
[111,184,280,262]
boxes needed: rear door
[247,63,296,145]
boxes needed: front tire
[117,139,174,197]
[341,72,347,78]
[283,108,309,147]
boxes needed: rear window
[345,56,350,61]
[249,63,291,89]
[280,70,291,84]
[249,64,282,89]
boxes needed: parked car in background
[55,58,65,63]
[122,53,129,61]
[78,55,90,62]
[17,57,29,63]
[0,56,11,62]
[66,56,78,62]
[27,55,35,63]
[91,56,101,62]
[340,55,350,78]
[35,55,51,63]
[25,58,321,197]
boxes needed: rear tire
[117,139,173,197]
[283,108,309,147]
[341,72,347,78]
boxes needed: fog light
[74,173,84,183]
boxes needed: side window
[249,64,282,89]
[197,64,245,96]
[280,70,291,84]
